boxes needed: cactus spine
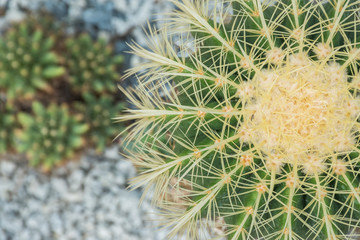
[121,0,360,239]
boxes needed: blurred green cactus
[121,0,360,239]
[65,34,123,93]
[76,93,124,152]
[17,102,88,168]
[0,102,16,154]
[0,10,125,170]
[0,21,65,100]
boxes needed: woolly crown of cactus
[120,0,360,239]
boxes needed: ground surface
[0,147,171,240]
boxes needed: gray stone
[111,225,125,238]
[26,175,49,201]
[0,0,6,7]
[84,178,103,197]
[132,27,148,46]
[69,203,83,214]
[104,145,120,159]
[26,214,41,229]
[66,161,79,171]
[51,177,68,195]
[113,0,127,12]
[1,212,23,234]
[80,155,92,170]
[16,0,46,11]
[109,184,121,194]
[24,213,49,236]
[53,166,68,176]
[99,161,113,171]
[0,228,5,239]
[4,8,25,23]
[68,0,86,19]
[122,234,139,240]
[0,161,16,177]
[128,210,142,228]
[83,194,97,210]
[98,31,111,42]
[68,169,84,191]
[95,211,107,222]
[0,180,14,201]
[98,193,112,207]
[82,219,95,232]
[116,160,136,179]
[96,0,109,4]
[83,3,113,30]
[65,229,82,239]
[25,199,42,212]
[111,18,128,36]
[12,168,27,185]
[96,224,112,239]
[49,213,64,235]
[83,235,97,240]
[17,230,42,240]
[98,171,114,189]
[63,214,78,232]
[39,221,50,237]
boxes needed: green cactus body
[76,93,124,152]
[0,21,65,100]
[0,103,16,154]
[65,34,123,93]
[17,102,88,168]
[121,0,360,239]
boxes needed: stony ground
[0,147,171,240]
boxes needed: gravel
[0,146,226,240]
[0,148,171,240]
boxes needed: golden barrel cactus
[120,0,360,239]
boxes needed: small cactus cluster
[0,101,15,154]
[0,21,65,100]
[65,33,125,153]
[65,34,123,93]
[0,11,124,169]
[76,93,125,152]
[17,102,88,168]
[122,0,360,239]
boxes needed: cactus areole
[121,0,360,239]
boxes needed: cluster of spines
[121,0,360,239]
